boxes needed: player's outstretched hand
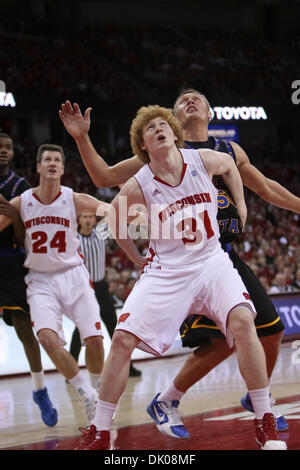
[59,101,92,140]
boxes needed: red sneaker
[75,425,110,450]
[254,413,287,450]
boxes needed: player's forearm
[116,236,145,267]
[222,165,245,208]
[222,167,247,225]
[261,179,300,214]
[12,217,26,244]
[74,133,112,187]
[107,206,145,267]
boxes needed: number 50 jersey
[134,148,221,270]
[20,186,83,273]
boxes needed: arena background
[1,0,300,375]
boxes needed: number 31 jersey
[20,186,83,273]
[134,148,221,270]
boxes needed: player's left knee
[111,330,138,356]
[228,307,255,339]
[85,335,104,351]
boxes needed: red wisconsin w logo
[118,313,131,324]
[95,322,101,330]
[243,292,252,301]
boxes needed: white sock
[31,371,45,391]
[249,386,272,419]
[159,382,185,403]
[93,399,117,431]
[68,371,96,398]
[89,372,101,391]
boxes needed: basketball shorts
[0,254,30,326]
[180,247,284,348]
[25,264,104,345]
[115,250,256,356]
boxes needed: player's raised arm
[59,101,144,188]
[231,141,300,214]
[73,192,110,218]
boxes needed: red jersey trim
[115,328,162,358]
[141,247,156,274]
[153,163,187,187]
[32,190,62,205]
[149,150,187,187]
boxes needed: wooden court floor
[0,341,300,452]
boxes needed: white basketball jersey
[20,186,83,273]
[134,148,221,269]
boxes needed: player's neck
[149,147,182,185]
[34,180,61,205]
[0,166,10,177]
[182,120,208,142]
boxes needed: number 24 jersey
[20,186,83,273]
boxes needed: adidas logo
[152,188,161,196]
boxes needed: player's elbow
[92,174,111,188]
[93,167,122,188]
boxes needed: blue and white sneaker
[240,392,288,431]
[33,387,58,427]
[146,393,190,439]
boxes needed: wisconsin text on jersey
[24,216,70,229]
[159,192,212,222]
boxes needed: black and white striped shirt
[78,222,110,283]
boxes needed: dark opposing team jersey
[184,137,243,244]
[0,170,31,252]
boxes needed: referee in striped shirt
[69,211,141,378]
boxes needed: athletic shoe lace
[263,413,279,440]
[76,426,96,449]
[159,401,183,426]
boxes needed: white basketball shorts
[115,249,256,356]
[25,264,103,345]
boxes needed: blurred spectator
[125,277,137,300]
[293,267,300,291]
[258,275,270,293]
[268,273,295,294]
[108,280,124,309]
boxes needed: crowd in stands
[0,20,298,107]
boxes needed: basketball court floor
[0,341,300,453]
